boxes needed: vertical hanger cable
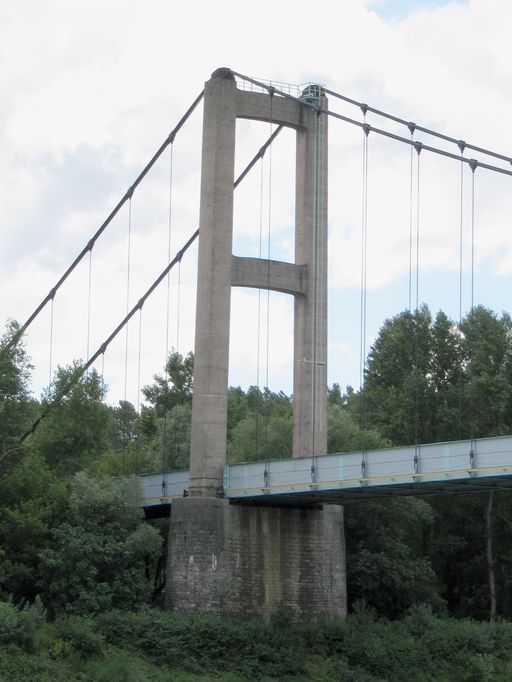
[359,115,370,478]
[408,131,414,311]
[162,144,174,474]
[458,151,465,439]
[122,198,132,474]
[255,158,264,458]
[48,298,54,387]
[123,198,132,405]
[265,92,274,452]
[136,308,143,472]
[414,144,422,447]
[86,249,93,363]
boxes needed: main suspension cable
[20,125,284,441]
[322,86,512,166]
[21,229,199,442]
[231,71,512,177]
[5,90,205,354]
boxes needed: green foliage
[54,615,104,659]
[38,474,161,616]
[4,301,512,631]
[139,352,194,471]
[143,351,194,414]
[227,387,293,463]
[145,402,192,471]
[0,647,82,681]
[361,305,512,446]
[0,454,68,602]
[95,608,307,678]
[0,320,35,472]
[69,471,144,529]
[2,608,512,680]
[345,497,444,617]
[94,608,512,681]
[109,400,139,451]
[32,363,112,477]
[0,597,45,651]
[327,405,389,452]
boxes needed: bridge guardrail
[223,435,512,499]
[140,435,512,507]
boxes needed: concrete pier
[167,498,346,620]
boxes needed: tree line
[1,304,512,622]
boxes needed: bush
[0,597,45,651]
[54,615,104,659]
[95,608,306,678]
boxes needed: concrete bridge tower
[166,69,346,620]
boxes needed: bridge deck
[141,435,512,509]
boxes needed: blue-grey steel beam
[141,435,512,508]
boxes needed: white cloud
[1,0,512,404]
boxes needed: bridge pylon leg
[167,69,345,620]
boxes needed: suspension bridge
[7,67,512,619]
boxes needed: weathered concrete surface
[231,255,307,296]
[166,497,346,620]
[293,98,328,458]
[190,72,329,496]
[189,72,237,496]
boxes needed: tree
[110,400,139,451]
[228,387,293,463]
[0,453,68,603]
[142,351,193,414]
[38,473,162,616]
[141,352,194,471]
[0,321,35,471]
[355,304,512,620]
[145,403,192,471]
[327,405,389,453]
[31,363,112,477]
[345,496,445,617]
[362,306,434,446]
[459,306,512,438]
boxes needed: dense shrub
[54,615,104,659]
[95,608,306,678]
[0,597,45,651]
[94,608,512,681]
[2,606,512,680]
[38,474,162,617]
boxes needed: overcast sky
[2,0,512,406]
